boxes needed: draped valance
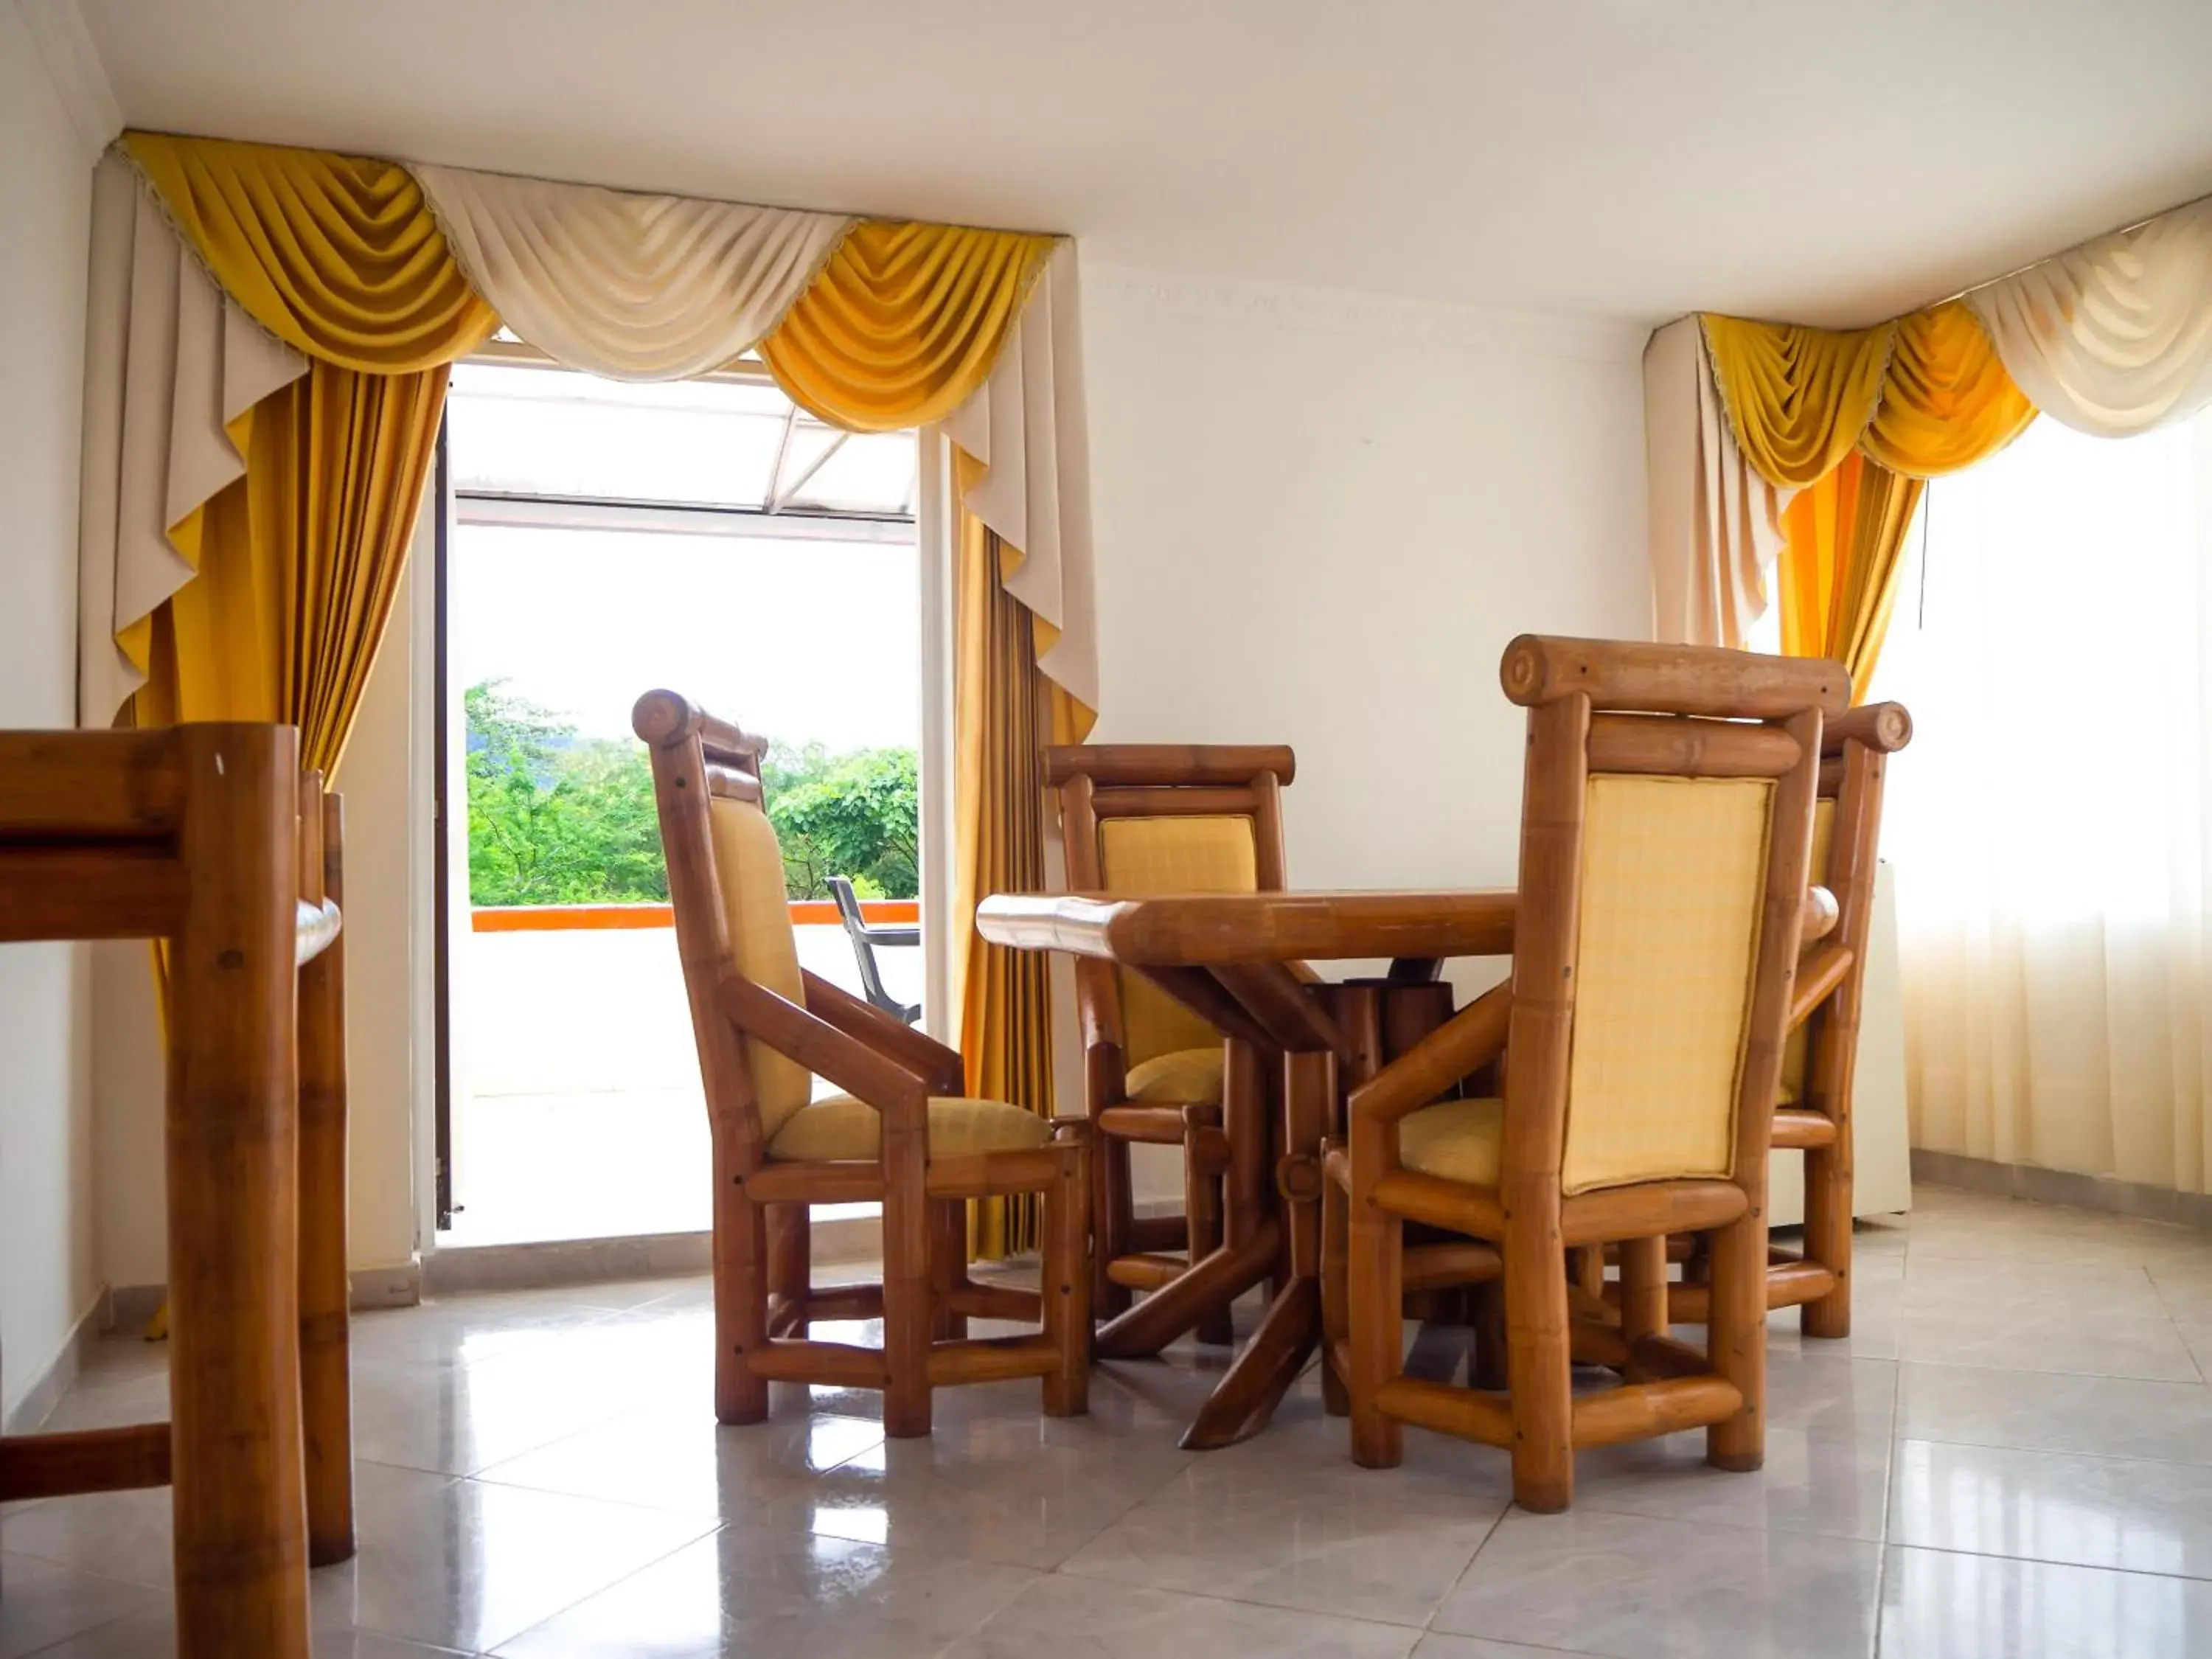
[83,131,1094,729]
[1649,184,2212,655]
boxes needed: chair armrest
[1789,941,1855,1030]
[858,925,922,948]
[1349,981,1512,1127]
[801,969,965,1096]
[717,971,928,1124]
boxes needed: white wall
[1082,271,1648,911]
[1078,268,1650,1196]
[0,2,100,1419]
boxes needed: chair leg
[1188,1133,1233,1346]
[1572,1245,1605,1301]
[768,1202,810,1338]
[1705,1210,1768,1472]
[1504,1213,1573,1512]
[1470,1281,1510,1390]
[882,1127,933,1439]
[931,1202,969,1341]
[1319,1158,1350,1417]
[714,1161,769,1425]
[1617,1234,1668,1348]
[1801,1138,1852,1339]
[1043,1133,1092,1417]
[1095,1133,1133,1317]
[1346,1206,1404,1467]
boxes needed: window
[438,352,924,1245]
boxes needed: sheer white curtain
[1874,412,2212,1193]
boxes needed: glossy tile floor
[8,1182,2212,1656]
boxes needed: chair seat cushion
[1399,1097,1505,1187]
[765,1093,1053,1162]
[1123,1046,1225,1106]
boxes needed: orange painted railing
[472,899,920,933]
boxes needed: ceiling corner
[15,0,123,164]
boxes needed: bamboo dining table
[975,887,1518,1449]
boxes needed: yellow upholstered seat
[766,1093,1052,1162]
[1399,1097,1505,1188]
[1123,1046,1226,1107]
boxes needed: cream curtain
[939,240,1098,714]
[77,153,307,726]
[1971,195,2212,439]
[413,165,854,383]
[1642,316,1790,647]
[1875,411,2212,1193]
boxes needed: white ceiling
[73,0,2212,328]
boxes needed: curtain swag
[1652,184,2212,662]
[88,130,1097,729]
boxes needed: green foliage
[763,742,919,900]
[463,680,918,906]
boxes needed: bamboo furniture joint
[0,726,355,1659]
[1660,699,1913,1338]
[976,885,1518,1449]
[634,691,1089,1437]
[1318,636,1845,1511]
[1048,742,1298,1347]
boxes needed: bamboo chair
[634,692,1089,1436]
[1321,637,1843,1512]
[1666,699,1912,1338]
[1047,744,1295,1343]
[0,728,354,1659]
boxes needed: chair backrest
[1046,745,1295,1073]
[1779,700,1913,1101]
[633,690,814,1149]
[1495,637,1844,1200]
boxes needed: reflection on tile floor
[5,1183,2212,1655]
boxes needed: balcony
[447,900,922,1247]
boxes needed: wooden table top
[974,888,1518,967]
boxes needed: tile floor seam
[1881,1534,2212,1585]
[1420,1500,1515,1632]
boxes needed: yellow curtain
[124,132,498,373]
[950,459,1082,1258]
[134,361,449,774]
[1777,451,1926,703]
[1711,300,2036,694]
[1862,303,2037,476]
[1703,302,2034,486]
[759,221,1055,433]
[1701,316,1894,487]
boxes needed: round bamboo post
[167,726,311,1659]
[1041,1129,1091,1417]
[296,784,354,1568]
[1500,694,1589,1513]
[880,1105,934,1437]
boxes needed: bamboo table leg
[1093,1036,1276,1358]
[169,728,312,1659]
[1178,1046,1336,1449]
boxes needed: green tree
[463,681,918,905]
[465,682,668,905]
[765,742,919,900]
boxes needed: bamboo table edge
[974,888,1520,967]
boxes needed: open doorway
[434,347,927,1247]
